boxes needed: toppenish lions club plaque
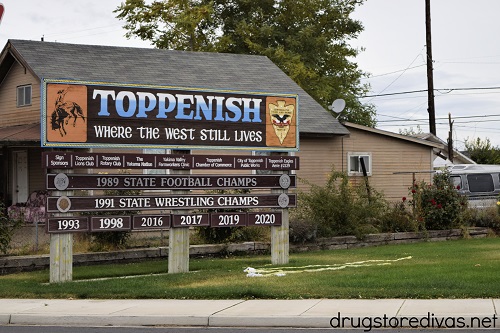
[42,79,299,151]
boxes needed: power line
[378,113,500,123]
[361,64,427,79]
[361,86,500,98]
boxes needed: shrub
[289,209,317,243]
[298,169,387,239]
[410,171,468,230]
[376,200,421,233]
[0,202,22,254]
[467,206,500,233]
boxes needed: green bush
[376,200,421,233]
[297,169,387,239]
[410,171,468,230]
[467,206,500,233]
[0,202,22,254]
[289,210,317,243]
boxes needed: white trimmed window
[347,152,372,176]
[17,85,32,107]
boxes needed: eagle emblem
[269,100,294,144]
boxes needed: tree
[399,125,423,136]
[115,0,376,127]
[464,138,500,164]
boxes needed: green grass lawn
[1,237,499,299]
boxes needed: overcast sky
[1,0,499,150]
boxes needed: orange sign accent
[46,84,88,143]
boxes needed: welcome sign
[41,79,299,151]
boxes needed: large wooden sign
[47,193,296,213]
[42,152,299,170]
[47,173,295,190]
[41,80,298,151]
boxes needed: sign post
[271,152,290,265]
[168,150,191,274]
[49,168,73,283]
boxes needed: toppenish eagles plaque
[42,79,298,151]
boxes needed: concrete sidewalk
[0,298,498,329]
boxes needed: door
[13,150,28,204]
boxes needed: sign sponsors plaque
[42,80,298,151]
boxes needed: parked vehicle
[447,164,500,209]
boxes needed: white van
[447,164,500,209]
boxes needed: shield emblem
[269,100,294,144]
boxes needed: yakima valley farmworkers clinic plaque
[42,80,298,151]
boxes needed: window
[347,152,372,176]
[450,176,462,189]
[467,173,494,193]
[17,85,32,107]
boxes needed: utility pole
[425,0,436,135]
[448,113,454,162]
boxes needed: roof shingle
[6,39,349,136]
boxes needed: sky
[1,0,499,151]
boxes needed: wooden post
[50,232,73,283]
[271,152,290,265]
[168,150,190,274]
[49,169,73,283]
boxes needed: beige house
[0,39,448,212]
[297,122,444,201]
